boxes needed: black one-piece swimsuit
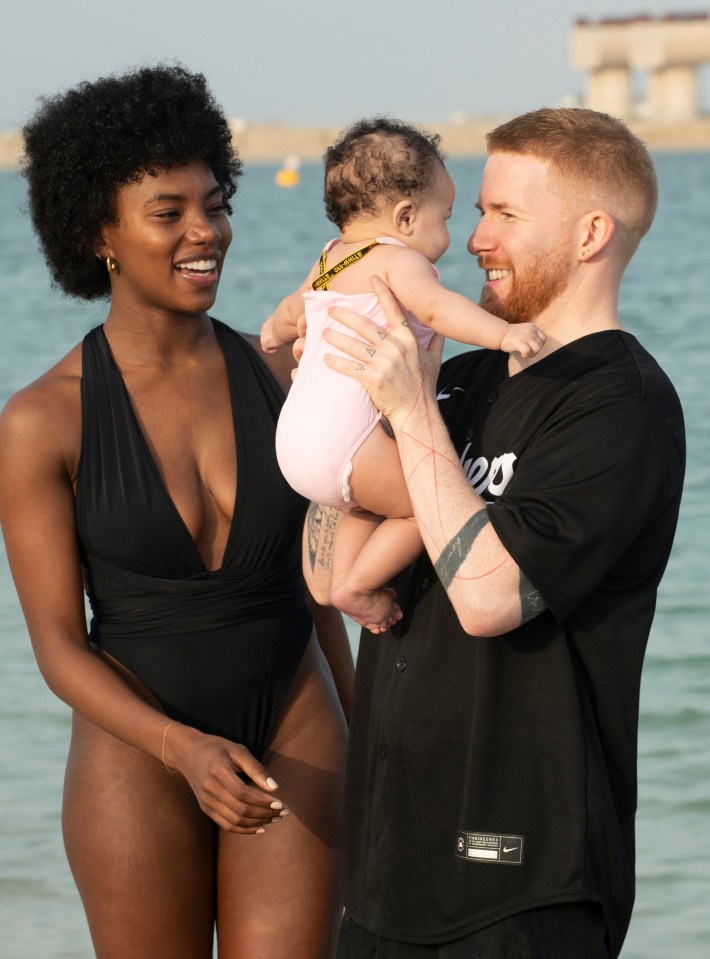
[76,319,312,757]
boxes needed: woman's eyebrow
[144,185,222,205]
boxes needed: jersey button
[487,392,498,404]
[396,657,407,672]
[380,744,388,759]
[421,577,430,590]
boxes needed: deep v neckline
[98,320,241,574]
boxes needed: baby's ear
[393,199,416,235]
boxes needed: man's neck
[509,284,621,374]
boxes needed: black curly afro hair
[21,64,242,300]
[323,117,445,230]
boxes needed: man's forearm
[391,386,537,636]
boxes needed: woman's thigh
[63,711,216,959]
[215,635,348,959]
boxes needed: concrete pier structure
[571,12,710,121]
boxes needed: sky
[2,0,708,130]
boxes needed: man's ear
[578,210,615,261]
[392,199,417,235]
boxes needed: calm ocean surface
[0,153,708,958]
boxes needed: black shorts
[337,903,610,959]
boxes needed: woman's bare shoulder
[0,341,84,472]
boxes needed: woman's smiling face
[99,160,232,318]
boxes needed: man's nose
[467,220,490,256]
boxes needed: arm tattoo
[519,571,548,623]
[306,502,321,572]
[306,502,340,573]
[434,511,491,589]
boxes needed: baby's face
[408,163,455,264]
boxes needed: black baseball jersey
[342,331,685,958]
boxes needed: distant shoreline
[2,116,709,168]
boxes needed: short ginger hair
[487,107,658,242]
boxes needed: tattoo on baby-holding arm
[519,572,547,623]
[434,511,491,589]
[306,502,340,573]
[306,503,321,572]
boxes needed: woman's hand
[167,723,289,834]
[322,276,444,428]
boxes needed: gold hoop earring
[95,252,118,273]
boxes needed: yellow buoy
[275,155,301,188]
[275,167,300,188]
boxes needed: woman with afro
[0,65,351,958]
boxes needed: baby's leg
[347,420,412,518]
[330,511,399,633]
[330,425,422,632]
[331,515,423,632]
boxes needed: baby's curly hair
[324,117,445,230]
[21,64,242,300]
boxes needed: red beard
[479,249,568,324]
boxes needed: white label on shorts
[456,831,524,865]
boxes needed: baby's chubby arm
[260,262,319,353]
[386,250,545,357]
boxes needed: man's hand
[260,315,282,354]
[321,276,444,428]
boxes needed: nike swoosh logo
[503,846,519,853]
[436,387,466,401]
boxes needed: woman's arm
[0,382,285,832]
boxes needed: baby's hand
[260,315,281,354]
[500,323,546,358]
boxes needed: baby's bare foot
[331,583,402,633]
[358,603,403,635]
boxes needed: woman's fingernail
[279,808,291,817]
[256,828,266,834]
[271,816,283,823]
[270,800,283,810]
[266,777,279,789]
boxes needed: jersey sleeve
[488,396,685,623]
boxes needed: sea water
[0,153,708,957]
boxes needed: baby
[261,117,545,631]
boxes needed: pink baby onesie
[275,238,436,510]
